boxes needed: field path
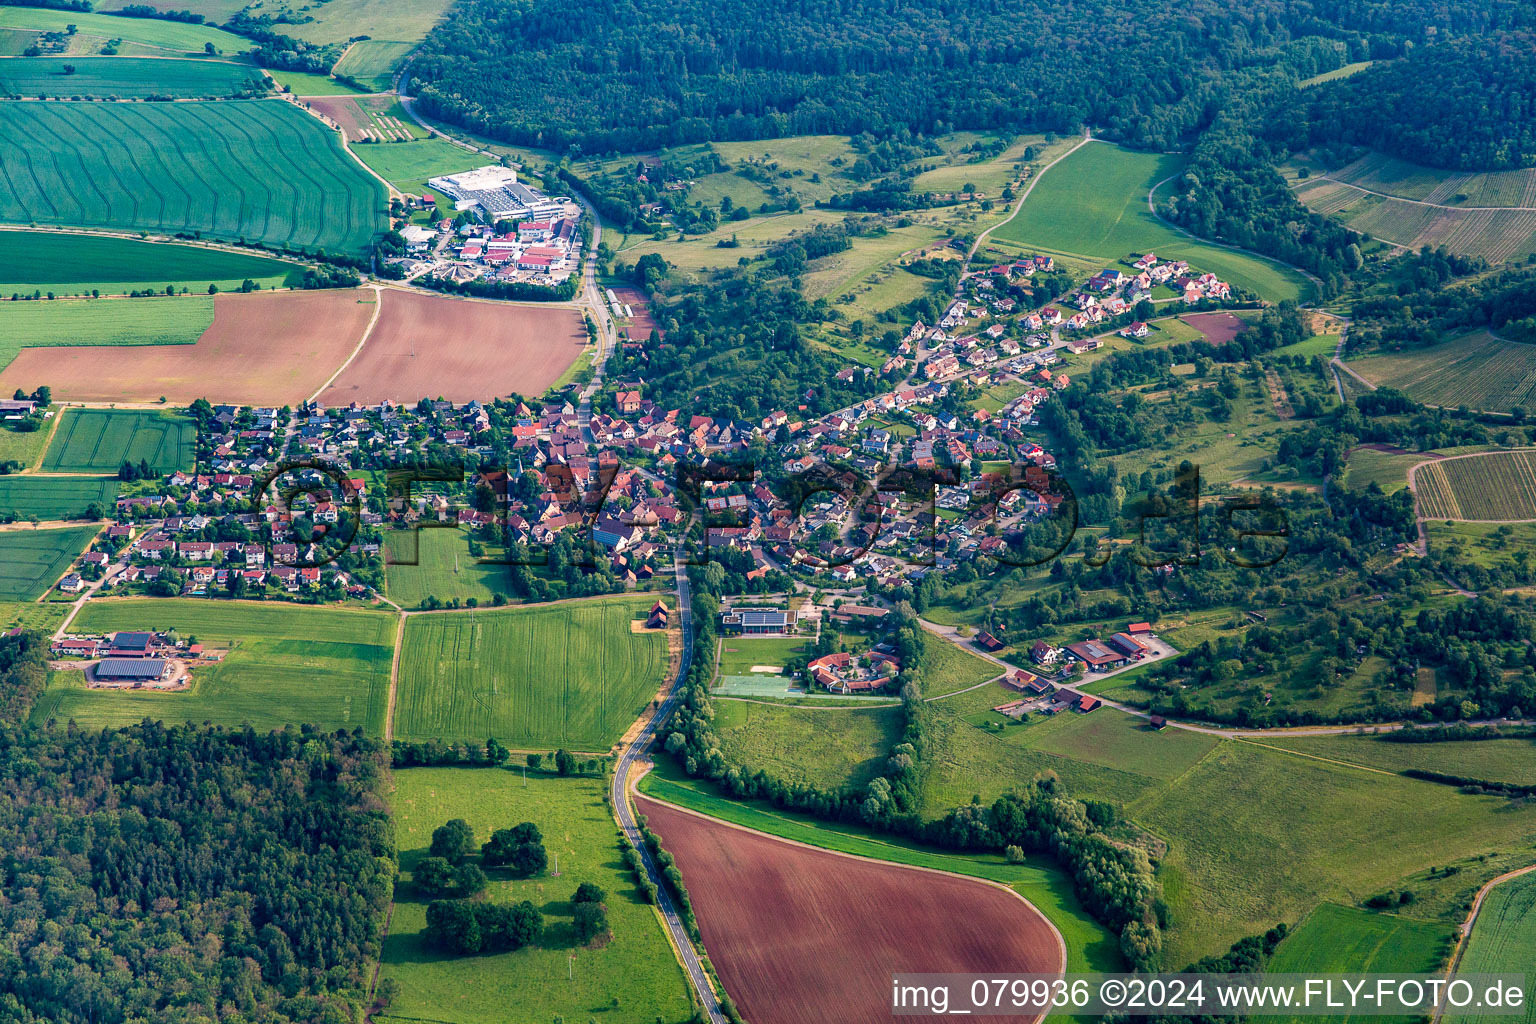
[384,606,405,741]
[1431,862,1536,1024]
[306,283,384,405]
[961,128,1093,274]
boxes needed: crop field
[379,768,692,1024]
[1412,451,1536,521]
[0,57,265,99]
[638,758,1123,974]
[1446,873,1536,1024]
[1257,734,1536,786]
[254,0,453,46]
[394,597,668,750]
[332,40,414,91]
[2,289,375,405]
[35,599,397,732]
[0,475,116,518]
[638,796,1065,1024]
[1135,741,1536,966]
[0,7,249,55]
[0,99,386,254]
[97,0,252,20]
[383,528,514,608]
[265,69,364,96]
[40,408,194,474]
[993,142,1311,303]
[1346,332,1536,413]
[0,230,299,296]
[0,599,70,633]
[0,296,212,374]
[0,524,97,599]
[1267,904,1451,1024]
[713,700,900,790]
[318,289,588,405]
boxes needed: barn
[94,658,168,683]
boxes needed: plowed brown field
[318,289,586,404]
[637,796,1065,1024]
[0,289,374,405]
[1181,311,1249,345]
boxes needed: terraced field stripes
[1414,451,1536,522]
[0,99,385,254]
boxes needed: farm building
[721,608,795,635]
[974,631,1006,652]
[1003,669,1049,694]
[1030,640,1061,665]
[646,601,669,628]
[109,631,155,657]
[1064,639,1127,670]
[94,658,169,683]
[1127,621,1152,635]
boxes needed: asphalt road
[607,555,727,1024]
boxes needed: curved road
[607,556,727,1024]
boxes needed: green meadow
[0,6,249,54]
[1255,733,1536,786]
[35,599,397,733]
[0,230,300,295]
[394,596,668,750]
[379,767,693,1024]
[41,408,195,475]
[383,528,514,609]
[332,40,414,91]
[712,699,901,790]
[351,137,475,197]
[993,141,1311,302]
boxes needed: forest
[1286,34,1536,170]
[0,716,393,1024]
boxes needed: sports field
[1345,332,1536,413]
[333,40,414,91]
[383,528,515,609]
[0,56,265,99]
[1412,451,1536,521]
[0,475,117,518]
[0,296,213,373]
[0,7,249,55]
[378,768,692,1024]
[1446,873,1536,1024]
[40,409,195,475]
[34,599,397,733]
[993,141,1311,303]
[0,524,96,599]
[0,230,300,295]
[0,99,386,255]
[393,597,669,750]
[1,289,375,406]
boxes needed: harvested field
[1181,312,1249,345]
[636,797,1065,1024]
[0,290,375,405]
[319,289,586,404]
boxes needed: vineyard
[1344,332,1536,413]
[1413,451,1536,521]
[394,597,668,750]
[0,99,386,255]
[1293,151,1536,262]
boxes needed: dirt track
[637,796,1065,1024]
[318,289,587,404]
[0,290,374,405]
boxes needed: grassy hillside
[993,141,1311,302]
[1446,872,1536,1024]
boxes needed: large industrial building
[426,165,568,222]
